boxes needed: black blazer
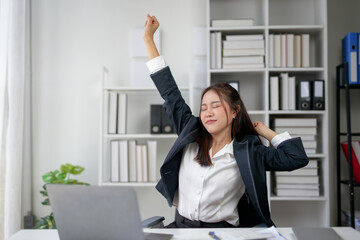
[150,66,309,227]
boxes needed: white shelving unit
[207,0,329,227]
[99,67,198,187]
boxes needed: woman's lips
[206,120,216,124]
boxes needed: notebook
[47,184,173,240]
[293,227,343,240]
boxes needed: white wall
[31,0,206,224]
[327,0,360,226]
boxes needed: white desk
[7,227,360,240]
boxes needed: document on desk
[209,226,286,240]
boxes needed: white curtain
[0,0,29,239]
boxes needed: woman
[143,14,308,228]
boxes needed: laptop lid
[47,184,146,240]
[292,227,343,240]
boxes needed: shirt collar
[210,139,235,160]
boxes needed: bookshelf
[207,0,329,227]
[98,67,198,187]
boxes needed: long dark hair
[195,82,258,166]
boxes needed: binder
[162,106,175,134]
[312,80,325,110]
[297,80,311,110]
[150,105,162,134]
[342,32,359,85]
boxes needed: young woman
[143,14,308,228]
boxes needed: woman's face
[200,90,236,136]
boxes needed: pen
[208,231,222,240]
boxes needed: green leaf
[70,165,84,175]
[55,172,67,180]
[60,164,72,174]
[41,198,50,206]
[40,190,48,197]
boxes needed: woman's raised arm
[143,14,160,60]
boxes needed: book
[210,33,216,69]
[280,73,289,110]
[286,34,294,68]
[216,32,222,68]
[301,34,310,67]
[276,183,319,189]
[147,140,157,182]
[274,34,281,67]
[275,168,318,176]
[128,140,137,182]
[270,76,279,111]
[222,56,263,65]
[276,175,319,184]
[108,92,118,134]
[223,48,265,56]
[305,149,317,154]
[305,159,319,168]
[341,141,360,182]
[294,35,301,67]
[211,19,254,27]
[117,93,127,134]
[275,127,317,135]
[136,145,143,182]
[223,40,264,49]
[110,141,119,182]
[293,134,316,141]
[273,118,317,127]
[288,76,296,110]
[225,34,263,41]
[275,188,319,197]
[141,144,148,182]
[119,140,128,182]
[222,63,264,69]
[302,140,317,149]
[281,34,287,68]
[269,34,274,68]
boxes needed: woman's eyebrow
[201,100,221,106]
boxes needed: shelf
[268,67,325,72]
[210,26,266,32]
[269,110,325,115]
[268,25,324,33]
[340,180,360,187]
[339,85,360,89]
[210,69,265,73]
[339,133,360,136]
[101,182,157,187]
[104,134,178,139]
[105,86,190,92]
[270,196,327,201]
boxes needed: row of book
[210,33,265,69]
[340,140,360,183]
[108,92,126,134]
[270,74,325,111]
[274,159,320,197]
[269,33,310,68]
[110,140,157,183]
[272,118,317,155]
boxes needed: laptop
[293,227,343,240]
[47,184,173,240]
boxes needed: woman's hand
[143,14,159,42]
[253,121,277,142]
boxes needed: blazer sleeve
[150,66,194,135]
[256,137,309,171]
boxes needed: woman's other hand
[253,121,277,142]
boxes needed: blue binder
[342,32,360,85]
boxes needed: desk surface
[8,227,360,240]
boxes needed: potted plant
[34,163,89,229]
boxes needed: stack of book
[210,33,265,69]
[274,159,320,197]
[110,140,157,183]
[108,92,127,134]
[269,33,310,68]
[273,118,317,155]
